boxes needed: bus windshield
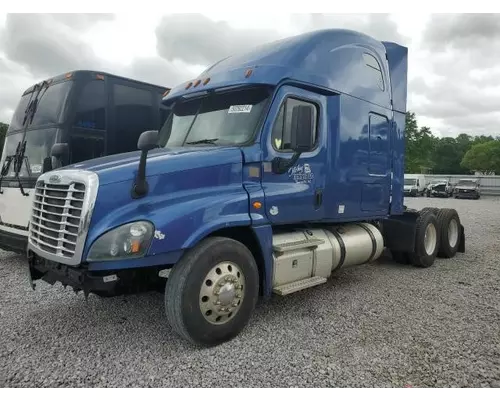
[158,86,271,147]
[0,128,58,178]
[8,80,73,133]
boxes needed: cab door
[260,85,327,224]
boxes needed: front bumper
[404,189,417,196]
[431,190,449,197]
[27,250,167,296]
[27,250,119,295]
[455,190,479,199]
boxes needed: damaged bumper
[27,250,119,296]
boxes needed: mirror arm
[131,150,149,199]
[271,152,301,174]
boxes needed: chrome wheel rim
[199,261,245,325]
[424,223,437,255]
[448,219,459,248]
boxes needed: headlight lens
[87,221,154,262]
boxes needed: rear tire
[409,210,440,268]
[436,208,461,258]
[421,207,439,215]
[165,237,259,347]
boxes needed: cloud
[50,13,115,30]
[122,57,193,88]
[289,13,409,45]
[1,13,104,77]
[155,13,281,66]
[412,13,500,135]
[422,13,500,51]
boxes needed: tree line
[405,112,500,175]
[1,112,500,174]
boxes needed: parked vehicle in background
[454,179,481,199]
[0,70,170,254]
[403,174,426,196]
[425,179,453,198]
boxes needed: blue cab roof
[162,28,408,113]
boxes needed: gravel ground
[1,196,500,388]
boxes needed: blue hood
[65,146,244,186]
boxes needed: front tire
[165,236,259,346]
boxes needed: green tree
[461,140,500,174]
[404,112,437,173]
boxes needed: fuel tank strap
[356,223,377,262]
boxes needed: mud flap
[381,210,419,253]
[458,223,465,253]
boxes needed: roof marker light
[203,77,211,85]
[193,79,201,87]
[185,82,193,89]
[245,69,253,78]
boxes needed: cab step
[272,237,325,254]
[273,276,327,296]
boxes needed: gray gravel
[1,196,500,388]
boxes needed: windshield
[0,128,58,178]
[158,86,271,147]
[457,180,476,187]
[404,179,416,185]
[8,80,73,132]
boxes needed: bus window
[70,135,105,164]
[73,80,106,131]
[114,84,154,154]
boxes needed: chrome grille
[30,181,86,258]
[28,170,99,266]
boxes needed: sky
[0,12,500,137]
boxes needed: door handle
[314,188,323,209]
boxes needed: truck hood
[64,146,244,186]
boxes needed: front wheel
[165,237,259,346]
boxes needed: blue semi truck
[26,29,465,346]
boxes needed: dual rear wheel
[391,208,462,267]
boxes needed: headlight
[87,221,154,262]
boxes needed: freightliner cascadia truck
[26,29,465,346]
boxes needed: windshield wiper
[186,138,220,145]
[13,141,30,197]
[0,141,29,196]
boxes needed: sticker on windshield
[228,105,253,114]
[31,164,42,174]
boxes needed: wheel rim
[199,261,245,325]
[424,223,437,255]
[448,218,459,248]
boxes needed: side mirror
[42,157,52,173]
[138,130,159,152]
[50,143,69,166]
[290,105,315,153]
[132,130,159,199]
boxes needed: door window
[271,97,318,152]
